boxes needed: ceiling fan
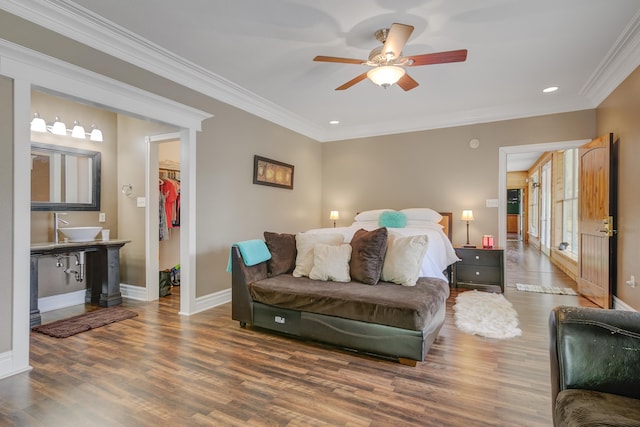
[313,23,467,91]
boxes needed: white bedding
[305,222,459,281]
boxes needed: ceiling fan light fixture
[367,65,405,88]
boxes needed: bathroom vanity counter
[30,239,131,327]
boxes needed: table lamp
[329,210,339,228]
[461,210,475,247]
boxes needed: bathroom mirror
[31,142,101,211]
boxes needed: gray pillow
[349,227,388,285]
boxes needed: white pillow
[293,233,344,277]
[381,233,429,286]
[400,208,442,223]
[354,209,393,222]
[309,243,352,282]
[406,220,444,229]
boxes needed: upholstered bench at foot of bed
[231,246,449,365]
[250,300,446,365]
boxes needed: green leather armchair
[549,305,640,426]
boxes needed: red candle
[482,235,494,248]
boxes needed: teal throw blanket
[226,239,272,272]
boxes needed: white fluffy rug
[453,290,522,339]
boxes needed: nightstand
[453,247,504,293]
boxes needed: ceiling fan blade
[335,72,368,90]
[383,23,414,59]
[314,55,366,65]
[396,73,419,91]
[406,49,468,66]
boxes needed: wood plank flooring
[0,241,597,426]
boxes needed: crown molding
[580,8,640,105]
[0,37,211,130]
[2,0,639,142]
[0,0,324,139]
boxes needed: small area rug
[453,290,522,339]
[32,306,138,338]
[516,283,577,295]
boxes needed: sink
[59,226,102,242]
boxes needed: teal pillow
[378,211,407,228]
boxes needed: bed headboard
[438,212,453,242]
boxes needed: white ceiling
[4,0,640,153]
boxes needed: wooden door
[578,133,618,308]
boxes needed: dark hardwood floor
[1,242,597,426]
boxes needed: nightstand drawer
[456,265,502,284]
[456,250,502,267]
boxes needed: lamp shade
[71,121,86,139]
[89,125,103,142]
[329,210,340,220]
[461,210,474,221]
[367,66,405,88]
[30,113,47,133]
[51,117,67,135]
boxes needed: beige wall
[0,76,13,352]
[194,103,321,297]
[597,65,640,310]
[321,111,595,247]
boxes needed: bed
[305,209,458,282]
[231,209,457,365]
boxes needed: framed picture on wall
[253,155,294,190]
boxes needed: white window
[529,171,539,237]
[561,149,579,254]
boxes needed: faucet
[54,212,69,244]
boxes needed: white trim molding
[193,289,232,316]
[614,296,636,311]
[120,284,148,301]
[38,290,85,313]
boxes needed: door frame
[146,132,190,314]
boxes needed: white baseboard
[38,284,147,312]
[614,296,636,311]
[120,283,147,301]
[189,288,232,315]
[38,290,85,313]
[0,351,32,381]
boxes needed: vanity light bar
[30,113,103,142]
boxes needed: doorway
[498,140,589,249]
[145,133,183,309]
[507,188,522,241]
[2,42,209,379]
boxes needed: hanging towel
[226,239,272,272]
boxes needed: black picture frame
[253,155,294,190]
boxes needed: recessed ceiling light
[329,120,340,125]
[543,86,559,93]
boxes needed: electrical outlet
[626,275,636,288]
[98,212,106,223]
